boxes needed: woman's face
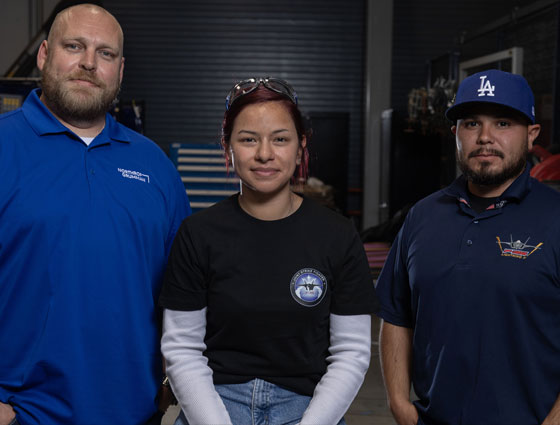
[229,101,304,198]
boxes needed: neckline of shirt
[232,193,306,225]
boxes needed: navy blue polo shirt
[0,90,190,425]
[376,166,560,425]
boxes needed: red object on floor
[530,145,560,182]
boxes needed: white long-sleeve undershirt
[299,313,371,425]
[162,308,232,425]
[161,309,371,425]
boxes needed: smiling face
[36,5,124,124]
[452,104,540,196]
[229,101,305,199]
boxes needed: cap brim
[445,100,534,123]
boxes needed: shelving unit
[169,143,239,213]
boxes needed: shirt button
[474,220,479,224]
[91,169,95,174]
[467,240,473,246]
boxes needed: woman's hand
[158,382,177,413]
[0,402,15,425]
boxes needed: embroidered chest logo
[290,268,327,307]
[118,168,150,183]
[477,75,495,97]
[496,235,543,260]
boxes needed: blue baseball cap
[445,69,535,123]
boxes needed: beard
[41,60,120,123]
[457,144,528,186]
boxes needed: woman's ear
[296,136,307,165]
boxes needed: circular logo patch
[290,268,327,307]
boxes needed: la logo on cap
[477,75,495,97]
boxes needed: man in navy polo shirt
[0,4,190,425]
[376,69,560,425]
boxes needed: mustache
[67,72,105,88]
[468,148,504,159]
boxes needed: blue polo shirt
[0,89,191,425]
[376,166,560,425]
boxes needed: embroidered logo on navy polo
[290,268,327,307]
[477,75,495,97]
[118,168,150,183]
[496,234,543,260]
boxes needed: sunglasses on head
[225,77,298,111]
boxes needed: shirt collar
[22,89,130,145]
[443,164,533,206]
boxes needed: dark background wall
[391,0,543,116]
[460,4,559,146]
[106,0,366,212]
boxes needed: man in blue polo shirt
[0,4,190,425]
[376,69,560,425]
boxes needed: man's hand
[0,402,15,425]
[542,417,560,425]
[379,321,417,425]
[542,393,560,425]
[390,398,418,425]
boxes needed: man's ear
[37,40,49,71]
[119,56,125,83]
[527,124,541,151]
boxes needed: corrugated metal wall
[106,0,366,211]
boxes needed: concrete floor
[162,315,396,425]
[344,315,395,425]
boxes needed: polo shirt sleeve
[330,223,380,315]
[374,214,414,328]
[159,220,207,311]
[164,168,192,257]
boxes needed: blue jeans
[174,379,346,425]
